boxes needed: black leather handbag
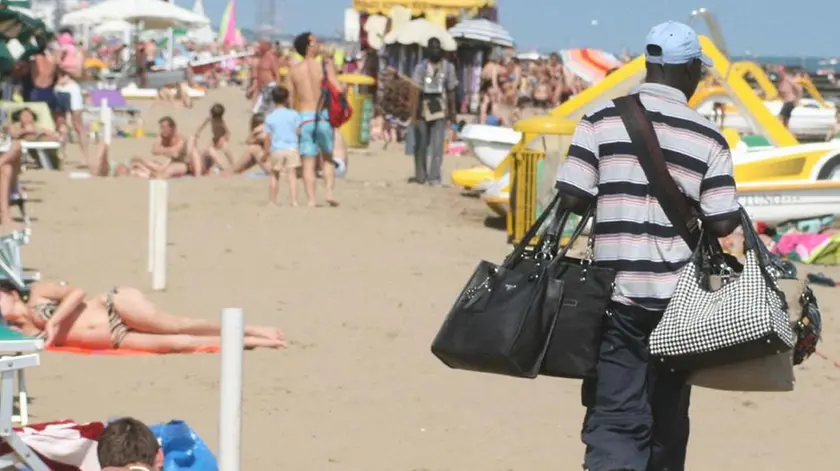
[539,207,616,379]
[430,192,568,378]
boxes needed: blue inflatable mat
[149,420,218,471]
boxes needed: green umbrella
[0,1,52,74]
[0,1,51,40]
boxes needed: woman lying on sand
[0,281,285,352]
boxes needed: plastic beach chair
[0,230,37,290]
[0,101,61,170]
[0,326,48,471]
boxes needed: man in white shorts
[54,68,88,157]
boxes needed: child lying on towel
[0,281,285,352]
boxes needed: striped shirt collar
[637,83,688,104]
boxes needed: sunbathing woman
[222,113,267,175]
[6,107,59,142]
[0,281,285,352]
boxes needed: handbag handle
[503,191,564,267]
[554,205,595,260]
[613,95,701,251]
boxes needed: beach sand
[19,87,840,469]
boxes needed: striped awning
[448,18,512,47]
[560,48,623,84]
[353,0,494,16]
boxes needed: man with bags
[554,22,742,471]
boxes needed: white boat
[460,124,522,169]
[696,98,836,140]
[737,180,840,224]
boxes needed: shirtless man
[248,39,279,115]
[27,49,61,116]
[777,66,801,128]
[132,117,190,179]
[287,32,340,207]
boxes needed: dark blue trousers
[581,303,691,471]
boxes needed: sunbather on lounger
[5,108,59,142]
[131,116,191,178]
[0,281,286,352]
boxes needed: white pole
[151,179,168,290]
[147,180,157,272]
[219,307,244,471]
[102,99,112,145]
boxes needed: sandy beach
[18,87,840,469]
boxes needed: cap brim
[699,53,713,67]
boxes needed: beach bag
[687,255,822,391]
[319,60,352,129]
[430,192,567,378]
[648,208,795,371]
[539,206,616,379]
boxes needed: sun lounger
[0,230,37,290]
[85,88,142,118]
[0,325,48,470]
[0,102,61,170]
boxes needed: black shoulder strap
[613,94,700,250]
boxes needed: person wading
[554,21,741,471]
[410,38,457,187]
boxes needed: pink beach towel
[772,233,831,260]
[0,420,105,471]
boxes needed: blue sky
[181,0,840,57]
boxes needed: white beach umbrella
[448,19,514,47]
[61,0,210,30]
[384,18,457,51]
[91,19,132,35]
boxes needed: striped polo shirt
[555,83,740,311]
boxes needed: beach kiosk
[338,73,376,148]
[487,115,577,244]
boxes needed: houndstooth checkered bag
[649,211,794,371]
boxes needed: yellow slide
[482,36,816,219]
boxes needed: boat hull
[459,124,521,169]
[696,99,835,140]
[737,181,840,224]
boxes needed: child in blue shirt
[262,87,301,206]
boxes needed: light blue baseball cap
[645,21,712,67]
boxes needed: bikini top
[31,300,57,339]
[34,300,58,321]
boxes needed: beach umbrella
[0,1,52,74]
[61,0,210,30]
[384,18,457,51]
[559,48,622,84]
[448,19,513,47]
[91,19,132,35]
